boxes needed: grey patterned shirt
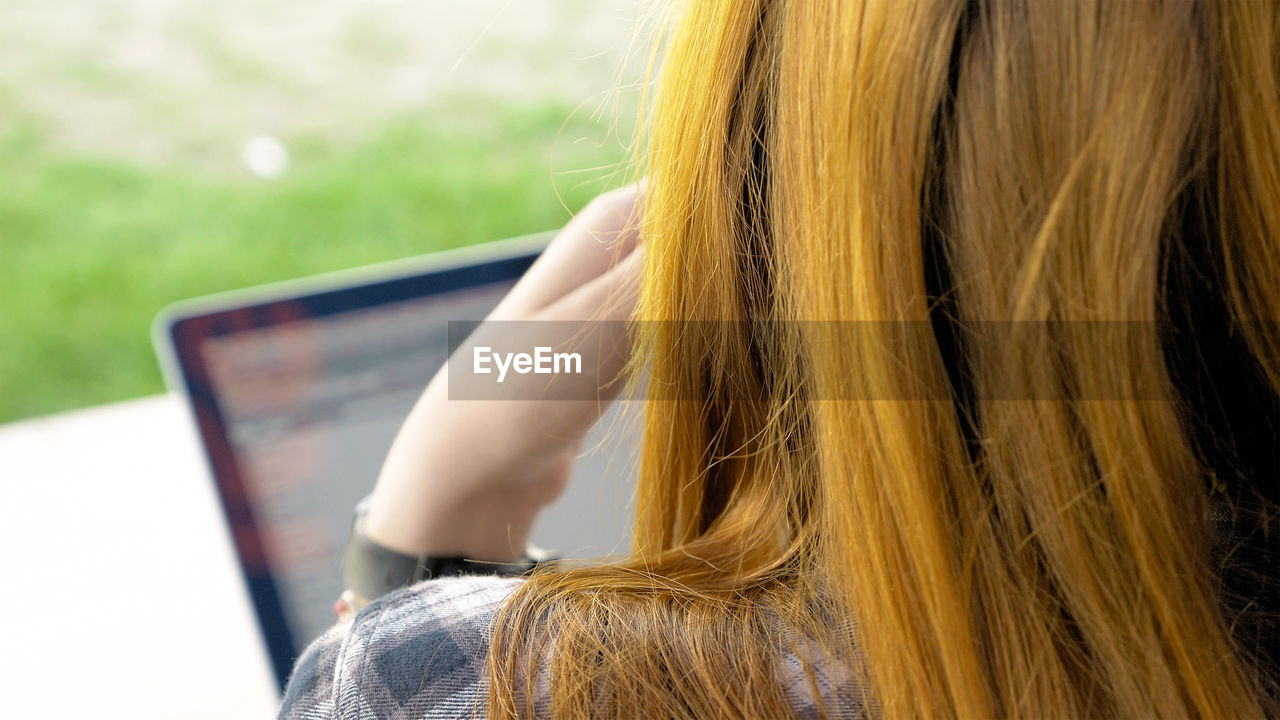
[278,575,864,719]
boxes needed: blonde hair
[488,0,1280,717]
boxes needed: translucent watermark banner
[445,320,1270,401]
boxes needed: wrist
[362,480,543,562]
[339,496,554,616]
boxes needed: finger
[538,239,644,324]
[494,183,644,317]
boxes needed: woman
[281,0,1280,717]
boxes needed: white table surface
[0,394,280,718]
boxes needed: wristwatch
[338,495,552,617]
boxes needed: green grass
[0,96,634,423]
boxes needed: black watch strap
[341,496,552,603]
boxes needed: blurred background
[0,1,648,716]
[0,0,645,424]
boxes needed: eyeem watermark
[448,320,627,401]
[447,319,1259,400]
[473,345,583,383]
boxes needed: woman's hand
[361,184,644,561]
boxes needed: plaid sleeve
[278,575,524,720]
[278,615,351,720]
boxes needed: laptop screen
[200,282,513,655]
[158,237,636,689]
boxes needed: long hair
[488,0,1280,717]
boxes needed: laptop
[153,232,638,690]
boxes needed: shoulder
[279,575,523,720]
